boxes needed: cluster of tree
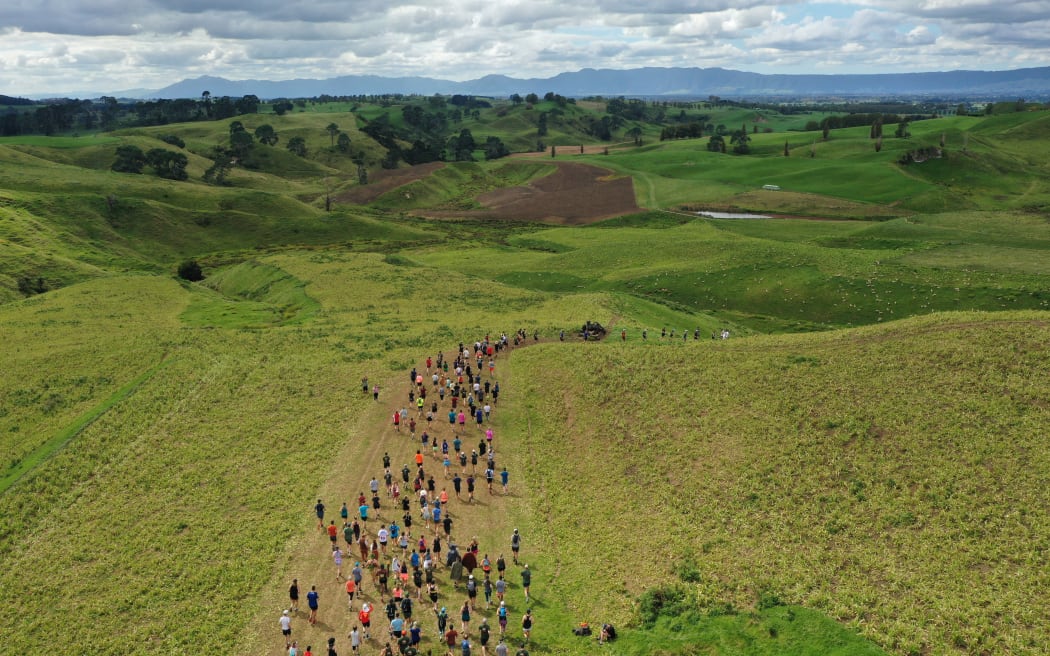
[111,144,188,179]
[361,107,509,166]
[0,94,35,106]
[1,101,87,136]
[448,95,492,110]
[0,93,266,136]
[659,122,705,140]
[705,123,751,154]
[16,276,48,297]
[898,146,943,165]
[804,113,931,132]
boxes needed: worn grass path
[240,339,537,655]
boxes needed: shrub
[177,260,204,282]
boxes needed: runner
[315,499,326,530]
[306,585,319,625]
[280,609,293,648]
[510,530,521,565]
[289,579,300,613]
[345,576,356,609]
[358,603,372,639]
[333,545,344,580]
[497,601,508,636]
[521,610,532,642]
[520,565,531,603]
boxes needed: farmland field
[2,102,1050,655]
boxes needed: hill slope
[504,312,1050,655]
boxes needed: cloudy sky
[2,0,1049,96]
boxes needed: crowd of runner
[281,332,538,656]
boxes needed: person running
[348,626,361,654]
[521,610,532,642]
[289,579,301,613]
[478,618,491,655]
[436,605,449,636]
[280,609,293,647]
[500,468,509,494]
[520,565,531,602]
[358,603,372,639]
[497,601,508,636]
[494,638,508,656]
[460,599,471,632]
[345,576,357,609]
[352,562,364,595]
[373,384,380,401]
[307,585,319,625]
[333,545,344,580]
[315,500,326,530]
[510,530,521,565]
[494,575,506,604]
[466,574,478,610]
[328,520,339,545]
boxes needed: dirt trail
[240,340,534,655]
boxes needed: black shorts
[282,628,292,637]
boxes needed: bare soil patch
[333,162,446,205]
[433,162,640,225]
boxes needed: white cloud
[0,0,1049,95]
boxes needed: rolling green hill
[2,100,1050,656]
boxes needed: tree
[706,135,724,153]
[537,112,548,137]
[895,120,910,138]
[254,124,278,146]
[875,135,883,152]
[551,145,556,158]
[272,100,294,116]
[201,91,212,118]
[525,93,539,105]
[145,148,188,180]
[510,93,523,105]
[626,126,643,146]
[287,136,307,157]
[337,132,351,153]
[730,123,750,154]
[112,145,146,173]
[483,136,510,160]
[177,259,204,282]
[447,129,476,161]
[784,140,789,157]
[235,94,260,115]
[229,128,254,158]
[821,119,830,141]
[325,122,340,147]
[161,134,185,148]
[203,148,234,185]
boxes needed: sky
[2,0,1050,96]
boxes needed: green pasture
[503,312,1050,655]
[2,101,1050,656]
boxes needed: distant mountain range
[86,66,1050,100]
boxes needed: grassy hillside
[3,101,1050,656]
[503,312,1050,655]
